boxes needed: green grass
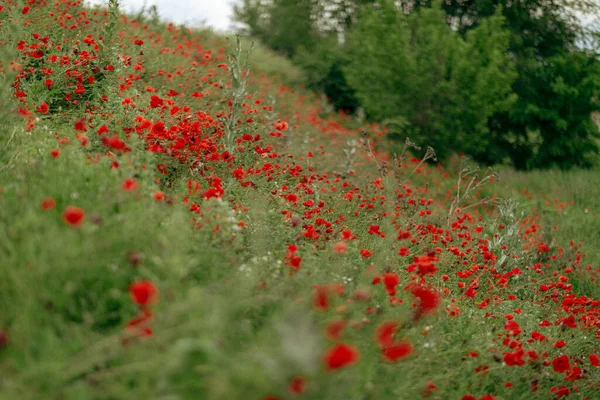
[496,167,600,296]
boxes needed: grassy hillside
[0,1,599,400]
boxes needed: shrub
[344,1,516,160]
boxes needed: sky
[87,0,237,31]
[88,1,598,35]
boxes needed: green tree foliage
[233,0,315,57]
[494,51,600,169]
[294,37,361,112]
[235,0,368,111]
[344,1,516,159]
[436,0,600,168]
[235,0,600,169]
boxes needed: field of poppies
[1,1,600,399]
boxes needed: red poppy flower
[410,254,439,277]
[359,249,373,259]
[504,320,522,336]
[590,353,600,367]
[41,197,56,210]
[102,135,127,151]
[288,376,306,395]
[285,244,302,271]
[376,321,399,348]
[341,229,355,241]
[421,381,438,398]
[333,241,347,254]
[398,246,411,256]
[382,272,399,296]
[274,120,288,131]
[62,206,85,226]
[97,125,109,136]
[552,354,570,373]
[407,283,441,320]
[153,191,166,201]
[18,107,31,117]
[323,343,359,371]
[76,133,88,147]
[550,386,570,398]
[562,315,577,328]
[313,285,329,310]
[382,341,413,362]
[503,350,525,366]
[325,319,346,341]
[122,179,138,191]
[129,281,158,306]
[36,102,49,114]
[368,224,381,235]
[565,366,582,381]
[74,119,88,132]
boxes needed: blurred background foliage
[234,0,600,169]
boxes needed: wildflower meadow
[0,1,600,399]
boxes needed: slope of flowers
[1,1,599,399]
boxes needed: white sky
[87,1,598,37]
[88,0,238,31]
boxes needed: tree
[233,0,316,57]
[492,50,600,168]
[437,0,600,168]
[344,1,516,159]
[294,36,361,112]
[235,0,370,111]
